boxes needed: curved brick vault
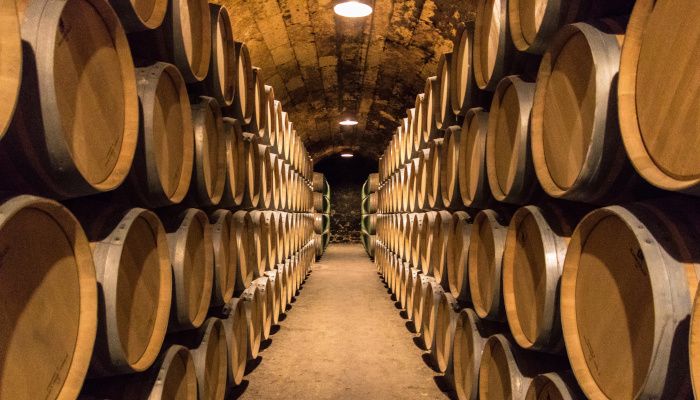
[213,0,476,162]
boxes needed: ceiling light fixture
[334,1,373,18]
[339,119,358,126]
[341,152,354,158]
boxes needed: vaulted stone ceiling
[215,0,476,162]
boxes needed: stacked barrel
[373,0,700,399]
[361,173,379,258]
[0,0,319,398]
[312,172,332,259]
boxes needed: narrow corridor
[235,244,448,399]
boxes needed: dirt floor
[232,243,452,399]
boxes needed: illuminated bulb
[341,152,354,158]
[334,1,373,18]
[339,119,358,126]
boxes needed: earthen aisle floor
[234,243,450,399]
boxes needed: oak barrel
[0,0,20,140]
[459,108,492,208]
[210,210,235,306]
[221,118,245,206]
[561,203,700,399]
[532,21,631,203]
[441,126,463,209]
[479,334,565,399]
[486,75,539,204]
[474,0,513,91]
[0,195,97,400]
[434,291,459,374]
[204,4,235,106]
[502,205,581,353]
[223,297,247,388]
[241,284,262,360]
[525,371,585,400]
[2,0,138,198]
[160,208,213,331]
[451,24,478,116]
[189,96,226,206]
[618,0,700,195]
[452,308,500,400]
[83,208,172,377]
[128,62,193,207]
[232,42,254,125]
[447,211,473,303]
[468,209,511,321]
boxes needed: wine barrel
[257,144,273,209]
[451,24,478,116]
[241,284,262,359]
[254,277,273,340]
[486,76,539,204]
[431,210,454,286]
[532,21,631,203]
[223,297,247,388]
[561,203,700,399]
[399,261,411,310]
[275,264,289,313]
[367,192,378,213]
[204,4,235,106]
[410,213,426,270]
[210,210,235,307]
[414,275,436,335]
[161,0,210,82]
[368,173,379,193]
[416,149,433,211]
[0,0,20,140]
[452,308,501,400]
[241,133,261,208]
[441,126,463,209]
[81,208,171,377]
[422,76,439,142]
[1,0,138,198]
[313,172,325,192]
[459,107,493,208]
[434,291,459,374]
[435,52,455,129]
[265,270,282,324]
[109,0,167,30]
[479,334,565,399]
[249,210,269,277]
[126,63,193,207]
[407,268,422,321]
[447,211,473,303]
[474,0,513,91]
[413,95,426,153]
[314,192,324,213]
[468,209,511,321]
[232,211,254,291]
[264,85,277,150]
[221,118,245,206]
[232,42,254,125]
[0,195,97,400]
[269,152,280,210]
[190,96,226,207]
[406,109,415,160]
[273,100,284,154]
[249,67,267,142]
[429,138,446,209]
[277,158,288,210]
[177,318,228,400]
[160,208,213,331]
[421,280,445,351]
[525,371,585,400]
[619,0,700,195]
[502,205,582,353]
[263,210,279,271]
[407,158,419,212]
[508,0,580,54]
[80,345,198,399]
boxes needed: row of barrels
[80,241,317,399]
[361,173,379,257]
[312,172,331,258]
[378,0,699,206]
[0,193,316,399]
[372,198,700,399]
[0,0,314,204]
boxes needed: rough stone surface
[213,0,477,162]
[233,244,452,399]
[315,154,376,244]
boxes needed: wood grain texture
[619,0,700,195]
